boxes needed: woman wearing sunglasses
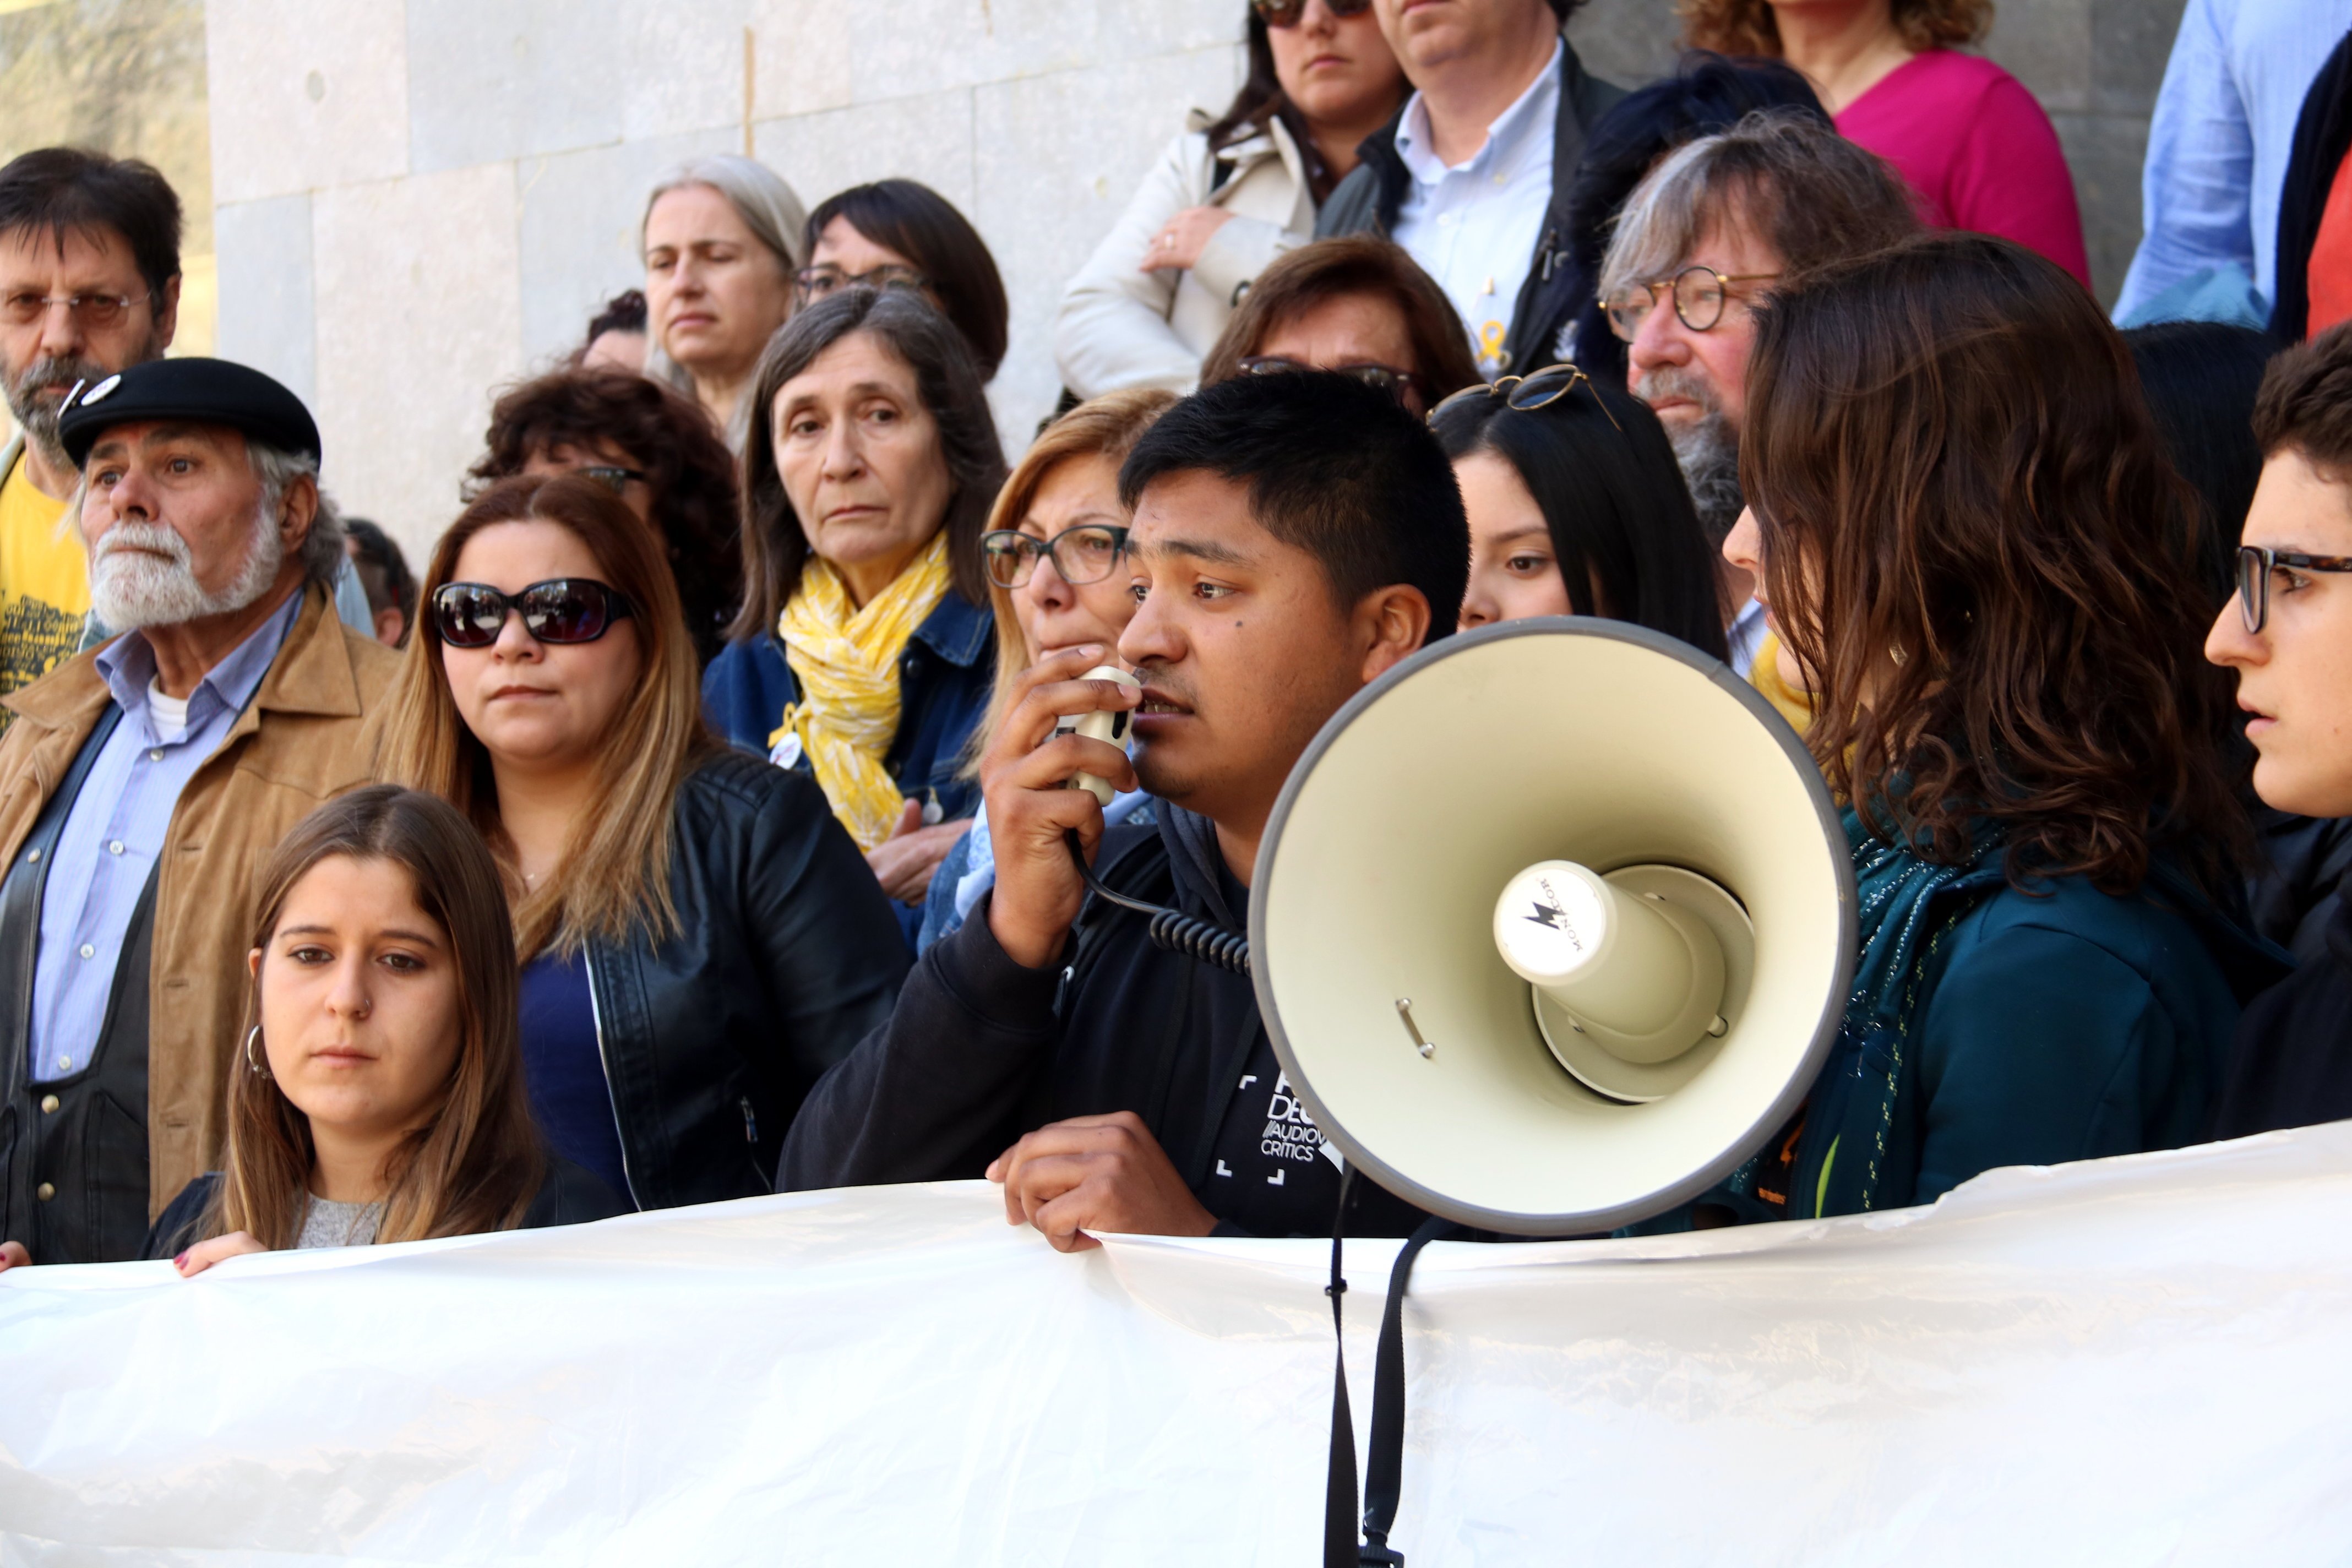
[1676,232,2282,1232]
[375,475,910,1213]
[1430,362,1727,659]
[1055,0,1406,401]
[915,388,1177,952]
[2206,323,2352,1140]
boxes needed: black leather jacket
[584,751,911,1210]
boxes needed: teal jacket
[1637,811,2289,1231]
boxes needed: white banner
[8,1124,2352,1565]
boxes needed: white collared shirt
[1388,38,1562,378]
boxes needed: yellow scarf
[776,532,954,851]
[1749,628,1817,736]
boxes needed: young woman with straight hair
[138,786,625,1273]
[1702,231,2285,1227]
[375,475,908,1212]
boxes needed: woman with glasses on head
[641,155,807,450]
[1200,235,1480,417]
[470,368,743,666]
[375,475,909,1213]
[916,388,1177,952]
[1676,232,2282,1233]
[1054,0,1406,401]
[798,181,1009,384]
[703,287,1007,933]
[1431,363,1728,657]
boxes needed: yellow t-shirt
[0,447,89,712]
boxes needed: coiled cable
[1066,830,1252,976]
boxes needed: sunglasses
[982,524,1131,589]
[1429,362,1621,429]
[1252,0,1371,25]
[1602,265,1781,341]
[431,578,637,649]
[2233,545,2352,634]
[1238,354,1426,409]
[794,263,933,304]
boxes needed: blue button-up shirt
[27,589,301,1082]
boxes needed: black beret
[57,357,322,470]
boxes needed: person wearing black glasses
[915,388,1177,952]
[375,474,908,1213]
[1054,0,1406,401]
[799,181,1009,384]
[2206,322,2352,1141]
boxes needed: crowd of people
[1,0,2349,1274]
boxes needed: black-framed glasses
[0,289,150,329]
[2234,545,2352,633]
[1237,354,1427,409]
[1602,265,1782,341]
[982,525,1131,590]
[794,264,932,304]
[575,464,647,495]
[1429,362,1621,431]
[431,579,637,649]
[1251,0,1371,25]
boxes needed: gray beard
[1668,411,1745,551]
[84,505,284,631]
[6,337,164,468]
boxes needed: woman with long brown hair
[142,787,625,1271]
[374,475,907,1212]
[1702,232,2284,1227]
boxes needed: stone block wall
[206,0,2185,563]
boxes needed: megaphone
[1249,618,1856,1235]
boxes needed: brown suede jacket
[0,584,397,1218]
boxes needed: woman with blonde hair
[914,388,1177,951]
[374,475,907,1211]
[138,786,626,1273]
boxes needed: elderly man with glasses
[1596,110,1915,676]
[0,357,397,1270]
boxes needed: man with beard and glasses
[780,372,1466,1246]
[0,358,396,1270]
[0,149,182,717]
[1596,110,1915,684]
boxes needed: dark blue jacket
[700,591,995,829]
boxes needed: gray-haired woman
[641,155,807,450]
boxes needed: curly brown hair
[1678,0,1989,56]
[470,369,742,663]
[1743,232,2245,900]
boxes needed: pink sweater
[1836,50,2091,288]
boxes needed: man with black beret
[0,356,397,1266]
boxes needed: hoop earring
[244,1025,270,1077]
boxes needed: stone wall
[205,0,2187,563]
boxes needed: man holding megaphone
[780,372,1468,1245]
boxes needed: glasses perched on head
[431,578,637,649]
[1602,265,1781,341]
[0,290,150,329]
[2233,545,2352,634]
[794,264,932,305]
[1429,362,1621,430]
[982,525,1131,590]
[574,464,646,495]
[1237,354,1426,409]
[1250,0,1371,25]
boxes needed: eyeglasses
[1237,354,1426,409]
[575,464,646,494]
[2233,545,2352,634]
[794,264,933,304]
[982,525,1131,589]
[1251,0,1372,25]
[1428,362,1621,430]
[0,290,151,329]
[1602,265,1782,341]
[431,578,638,649]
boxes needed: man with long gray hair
[1598,110,1917,676]
[0,357,395,1267]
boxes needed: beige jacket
[1053,112,1317,400]
[0,584,398,1216]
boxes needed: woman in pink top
[1680,0,2091,288]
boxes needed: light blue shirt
[1724,597,1766,682]
[2115,0,2352,323]
[27,589,301,1082]
[1389,39,1561,377]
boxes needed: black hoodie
[778,803,1429,1239]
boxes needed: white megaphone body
[1249,618,1857,1235]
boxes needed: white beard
[86,506,284,631]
